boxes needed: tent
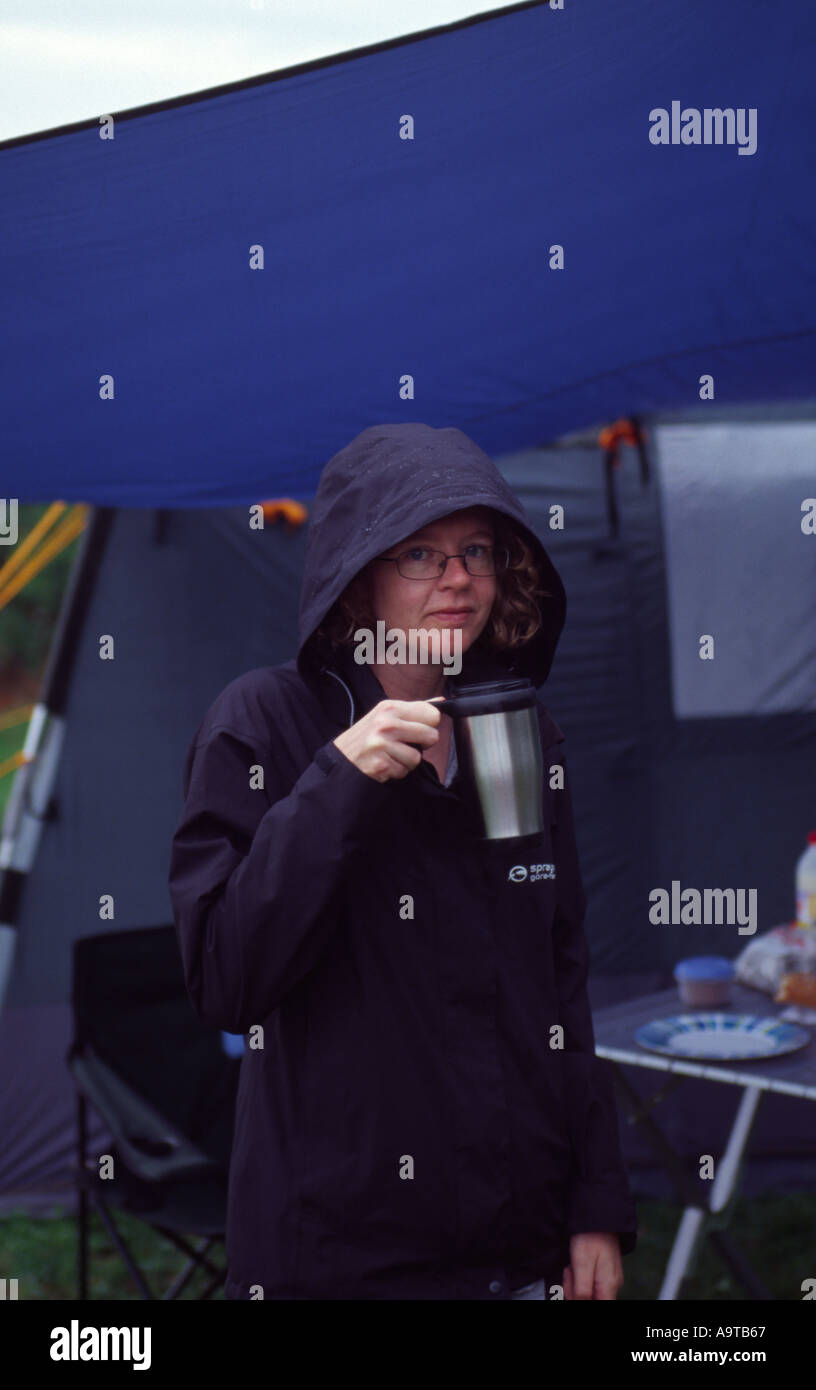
[2,0,815,503]
[1,0,815,1210]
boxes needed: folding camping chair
[67,925,241,1300]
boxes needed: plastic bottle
[795,832,816,928]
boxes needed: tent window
[654,422,816,718]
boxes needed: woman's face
[364,507,497,656]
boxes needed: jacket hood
[296,422,566,688]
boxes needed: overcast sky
[0,0,518,142]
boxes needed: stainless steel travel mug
[436,677,544,840]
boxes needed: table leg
[658,1084,763,1300]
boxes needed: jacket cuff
[567,1177,638,1256]
[312,739,394,826]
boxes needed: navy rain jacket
[168,422,638,1300]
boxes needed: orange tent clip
[598,418,644,461]
[260,499,308,532]
[597,418,649,539]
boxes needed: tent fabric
[654,421,816,718]
[1,0,815,505]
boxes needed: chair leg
[92,1196,156,1300]
[161,1237,218,1300]
[73,1086,228,1300]
[151,1225,224,1282]
[77,1092,89,1301]
[83,1190,228,1300]
[197,1263,228,1300]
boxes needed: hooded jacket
[168,422,638,1300]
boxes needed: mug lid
[451,677,533,697]
[439,676,537,718]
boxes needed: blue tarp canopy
[2,0,814,506]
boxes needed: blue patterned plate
[635,1013,811,1061]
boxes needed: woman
[168,421,637,1300]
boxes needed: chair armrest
[68,1047,221,1185]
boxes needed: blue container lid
[673,956,735,981]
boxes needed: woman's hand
[561,1232,623,1300]
[333,697,445,782]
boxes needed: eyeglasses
[373,543,509,580]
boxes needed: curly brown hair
[312,512,553,658]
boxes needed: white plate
[635,1013,811,1061]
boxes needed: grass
[0,1204,226,1301]
[1,1191,813,1300]
[620,1192,816,1301]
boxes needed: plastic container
[795,831,816,928]
[673,956,735,1007]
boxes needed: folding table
[592,981,816,1299]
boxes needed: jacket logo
[508,863,556,883]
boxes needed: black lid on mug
[437,676,536,718]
